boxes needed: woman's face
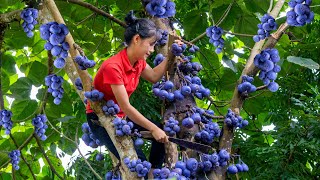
[135,35,157,60]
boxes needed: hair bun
[125,10,138,26]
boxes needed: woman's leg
[86,113,149,163]
[86,112,120,159]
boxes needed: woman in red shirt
[86,11,182,170]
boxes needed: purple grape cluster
[194,122,220,144]
[113,117,134,136]
[178,62,203,76]
[84,89,104,101]
[20,8,38,38]
[75,77,83,90]
[32,114,48,141]
[171,43,187,56]
[254,48,281,92]
[287,0,314,26]
[95,153,104,161]
[0,109,13,135]
[40,22,70,69]
[197,151,229,172]
[8,150,21,170]
[105,170,122,180]
[102,100,120,116]
[174,158,198,178]
[188,45,199,53]
[224,109,249,128]
[132,129,144,148]
[237,75,257,94]
[123,157,152,178]
[153,167,187,179]
[227,161,249,174]
[152,79,175,101]
[74,55,96,70]
[156,29,169,46]
[206,26,225,54]
[202,110,215,124]
[253,14,277,42]
[81,122,102,148]
[153,53,165,66]
[45,74,64,105]
[163,116,180,136]
[146,0,176,18]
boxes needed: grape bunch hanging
[224,109,249,128]
[20,8,38,38]
[45,74,64,105]
[102,100,120,116]
[0,109,13,135]
[237,75,257,95]
[8,150,21,170]
[206,26,225,54]
[156,29,169,46]
[74,55,96,70]
[84,89,104,101]
[253,14,277,42]
[40,22,70,69]
[32,114,49,141]
[254,48,281,92]
[81,122,102,148]
[124,157,152,178]
[146,0,176,18]
[287,0,314,26]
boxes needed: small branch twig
[216,0,235,26]
[224,31,255,37]
[267,0,274,14]
[34,134,64,180]
[0,10,22,23]
[73,43,85,57]
[75,13,96,26]
[59,0,127,27]
[9,134,37,180]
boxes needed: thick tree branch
[58,0,127,27]
[0,10,22,23]
[34,134,64,180]
[9,134,37,180]
[210,0,287,179]
[43,1,141,179]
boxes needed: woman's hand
[150,127,169,143]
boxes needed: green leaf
[234,14,260,47]
[26,61,48,86]
[244,0,270,14]
[11,99,38,121]
[1,53,16,75]
[183,10,208,39]
[222,55,238,72]
[1,69,10,94]
[9,77,33,100]
[287,56,319,70]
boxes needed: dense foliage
[0,0,319,179]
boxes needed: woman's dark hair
[124,10,160,45]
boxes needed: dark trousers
[86,112,165,168]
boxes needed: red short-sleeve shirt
[86,48,147,117]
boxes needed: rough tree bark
[42,0,141,179]
[209,0,287,179]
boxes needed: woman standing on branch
[86,10,183,170]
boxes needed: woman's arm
[141,58,168,84]
[110,84,168,143]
